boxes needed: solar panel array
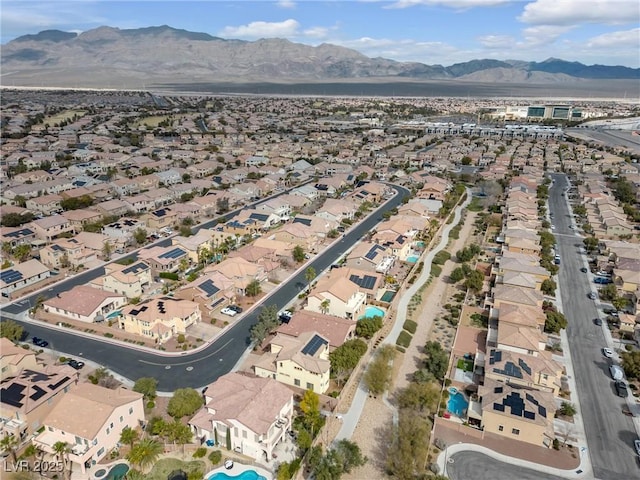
[525,392,547,417]
[5,228,34,238]
[158,301,166,314]
[518,358,532,376]
[199,279,220,297]
[493,361,523,379]
[129,305,149,316]
[488,349,502,365]
[159,248,185,259]
[1,269,23,284]
[1,384,26,407]
[153,209,167,217]
[301,334,328,356]
[365,245,384,260]
[122,262,149,275]
[503,392,525,417]
[30,385,47,402]
[51,244,64,251]
[249,212,269,222]
[293,217,311,226]
[349,274,377,290]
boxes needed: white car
[221,307,237,317]
[603,348,614,358]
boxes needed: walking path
[335,189,471,449]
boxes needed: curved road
[1,185,410,391]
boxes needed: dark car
[32,337,49,348]
[229,305,243,313]
[67,359,85,370]
[594,317,603,326]
[580,267,588,273]
[615,380,629,398]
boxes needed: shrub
[430,264,442,277]
[403,319,417,334]
[433,251,451,265]
[553,439,560,450]
[159,272,179,281]
[146,401,155,409]
[193,447,207,458]
[396,331,412,348]
[208,450,222,465]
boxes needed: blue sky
[2,0,639,67]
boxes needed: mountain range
[2,25,639,91]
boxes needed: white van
[609,365,624,381]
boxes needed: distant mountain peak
[14,30,77,43]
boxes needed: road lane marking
[138,338,235,366]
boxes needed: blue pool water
[209,471,266,480]
[380,290,397,302]
[447,390,469,417]
[106,463,129,480]
[406,256,419,263]
[415,241,425,248]
[360,306,385,319]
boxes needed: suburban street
[0,185,409,391]
[550,173,639,479]
[447,451,566,480]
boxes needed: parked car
[229,305,243,313]
[588,292,597,300]
[603,348,614,358]
[279,310,293,322]
[67,359,85,370]
[615,380,629,398]
[580,267,588,273]
[32,337,49,348]
[594,318,603,326]
[634,439,640,457]
[221,307,237,317]
[594,277,612,285]
[609,365,624,381]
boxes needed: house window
[294,379,300,387]
[120,416,123,423]
[106,428,110,435]
[48,427,53,432]
[110,422,114,429]
[129,407,133,414]
[306,382,313,390]
[96,447,105,458]
[512,428,520,435]
[242,430,247,439]
[498,425,504,432]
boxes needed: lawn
[143,458,207,480]
[456,358,474,372]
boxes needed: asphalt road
[549,173,639,479]
[446,451,567,480]
[1,185,409,391]
[565,127,640,157]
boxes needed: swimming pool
[406,255,419,263]
[209,471,267,480]
[415,241,425,248]
[447,388,469,417]
[380,290,397,302]
[360,306,385,319]
[95,463,128,480]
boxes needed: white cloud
[519,0,640,26]
[521,25,575,46]
[477,34,515,48]
[388,0,511,9]
[219,19,300,39]
[303,26,330,39]
[276,0,296,8]
[587,28,640,48]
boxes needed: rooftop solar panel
[301,334,328,356]
[122,262,149,275]
[51,244,64,251]
[159,248,185,259]
[518,358,532,376]
[1,269,23,284]
[30,385,47,402]
[523,411,535,420]
[538,406,547,417]
[493,403,505,412]
[293,217,311,226]
[199,279,220,297]
[48,376,71,391]
[249,212,269,222]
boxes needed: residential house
[33,384,144,473]
[137,245,189,275]
[25,194,63,215]
[484,348,563,395]
[306,276,367,320]
[43,285,127,323]
[39,238,99,270]
[272,223,320,253]
[119,297,201,344]
[172,231,214,264]
[0,226,37,248]
[253,331,331,394]
[189,372,294,461]
[275,310,356,348]
[206,257,267,296]
[344,242,394,274]
[478,379,556,447]
[30,215,75,242]
[101,261,152,299]
[1,259,50,298]
[142,207,180,231]
[175,273,235,317]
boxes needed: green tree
[621,350,640,380]
[126,438,163,473]
[320,299,331,315]
[305,266,317,288]
[355,316,383,339]
[583,236,599,253]
[119,426,140,448]
[385,412,431,479]
[53,441,71,480]
[1,434,19,465]
[226,427,231,450]
[13,244,32,262]
[102,241,113,260]
[133,228,148,245]
[165,419,193,454]
[544,311,568,334]
[329,339,367,377]
[464,270,484,293]
[167,388,204,419]
[331,439,367,475]
[249,305,279,346]
[599,284,617,302]
[449,266,466,283]
[423,341,449,381]
[364,345,395,395]
[558,402,576,417]
[133,377,158,400]
[541,278,557,296]
[245,279,262,297]
[0,319,24,341]
[395,381,440,414]
[292,245,305,263]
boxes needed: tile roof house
[33,384,144,473]
[306,276,367,320]
[43,285,127,323]
[484,348,563,395]
[0,342,78,440]
[478,379,556,447]
[175,272,236,316]
[138,245,189,275]
[30,215,76,242]
[344,242,395,274]
[253,331,331,394]
[206,257,267,296]
[100,261,152,299]
[119,296,202,344]
[1,259,50,299]
[275,310,356,349]
[189,373,294,461]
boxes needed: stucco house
[42,285,127,323]
[305,276,367,320]
[33,384,144,473]
[189,373,294,462]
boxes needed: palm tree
[52,441,71,480]
[119,426,139,449]
[20,444,39,472]
[320,299,330,315]
[126,438,163,473]
[305,266,316,289]
[1,434,19,466]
